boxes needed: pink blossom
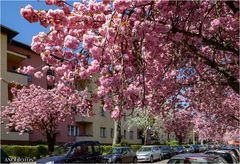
[173,32,183,42]
[64,35,79,50]
[20,5,38,23]
[64,51,74,59]
[45,0,65,6]
[20,66,35,74]
[113,0,131,13]
[42,65,50,72]
[111,106,121,119]
[34,71,43,79]
[47,75,55,83]
[89,47,102,60]
[211,19,221,28]
[83,33,97,49]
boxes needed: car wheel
[132,157,137,163]
[115,159,121,163]
[150,156,153,163]
[159,155,162,161]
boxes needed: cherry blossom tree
[162,110,193,145]
[1,84,92,153]
[19,0,239,143]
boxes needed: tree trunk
[46,132,56,155]
[167,133,170,142]
[179,138,183,145]
[144,128,149,145]
[112,119,121,145]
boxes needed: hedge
[102,145,112,154]
[2,145,48,159]
[130,145,142,152]
[3,143,185,158]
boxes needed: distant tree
[126,108,163,145]
[162,110,193,145]
[1,84,92,154]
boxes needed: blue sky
[0,0,74,45]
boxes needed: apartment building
[0,25,142,145]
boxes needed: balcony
[5,71,28,86]
[75,116,93,123]
[75,122,93,139]
[7,50,26,63]
[76,135,94,141]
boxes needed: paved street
[11,160,169,164]
[138,159,169,164]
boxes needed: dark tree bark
[46,132,57,155]
[176,135,183,145]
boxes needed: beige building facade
[1,25,30,144]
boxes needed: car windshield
[160,147,171,151]
[176,146,184,150]
[108,148,123,154]
[53,145,72,156]
[138,147,152,152]
[205,152,233,163]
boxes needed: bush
[119,141,129,146]
[112,144,121,147]
[2,145,48,159]
[166,140,179,146]
[36,145,48,158]
[130,145,142,152]
[102,145,112,154]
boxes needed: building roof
[1,24,19,40]
[10,40,32,51]
[1,24,32,51]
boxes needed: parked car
[184,145,194,153]
[102,147,137,163]
[207,144,216,150]
[36,141,102,163]
[198,145,206,152]
[175,146,186,154]
[159,146,174,159]
[220,147,240,162]
[205,150,238,164]
[136,145,161,162]
[202,144,208,151]
[1,148,10,163]
[192,144,202,153]
[167,153,228,164]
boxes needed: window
[73,145,93,156]
[68,125,80,136]
[100,107,106,117]
[100,127,107,138]
[129,131,134,140]
[111,128,114,138]
[137,129,143,139]
[123,130,126,139]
